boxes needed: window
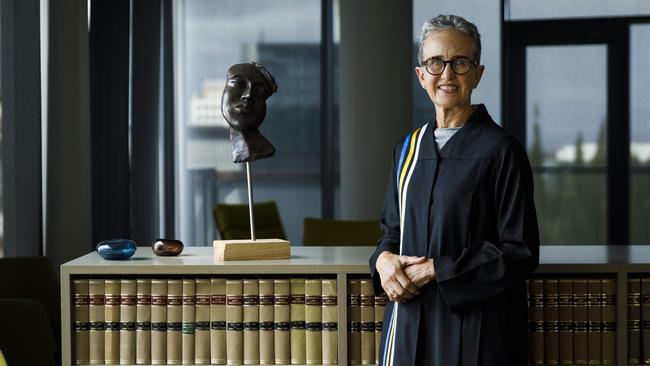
[526,45,607,244]
[504,14,650,245]
[174,0,323,245]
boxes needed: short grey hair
[417,14,482,65]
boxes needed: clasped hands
[376,251,435,303]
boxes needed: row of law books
[527,278,616,365]
[627,277,650,365]
[347,278,387,365]
[72,277,338,365]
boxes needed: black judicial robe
[369,104,539,366]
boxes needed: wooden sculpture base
[213,239,291,261]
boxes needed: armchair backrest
[213,201,287,240]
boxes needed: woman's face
[415,30,484,112]
[222,64,271,130]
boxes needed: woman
[369,15,539,366]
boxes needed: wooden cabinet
[61,245,650,365]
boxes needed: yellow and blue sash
[382,123,428,366]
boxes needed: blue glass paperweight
[96,239,137,260]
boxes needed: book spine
[243,279,260,365]
[136,278,152,365]
[105,279,121,365]
[527,279,531,364]
[119,279,136,365]
[558,279,574,365]
[642,278,650,365]
[259,279,275,365]
[322,279,338,366]
[587,279,602,365]
[73,279,90,365]
[195,279,211,365]
[274,279,291,365]
[601,278,616,364]
[573,279,588,365]
[167,279,183,365]
[89,279,105,365]
[226,279,244,365]
[151,279,168,365]
[182,279,196,364]
[305,278,323,365]
[360,279,375,365]
[348,279,361,365]
[530,279,544,365]
[290,278,306,365]
[629,277,641,364]
[374,293,388,365]
[210,278,226,364]
[544,279,559,365]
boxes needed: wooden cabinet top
[60,245,650,275]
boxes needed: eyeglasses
[422,57,478,76]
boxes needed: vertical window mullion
[320,0,334,219]
[607,26,630,245]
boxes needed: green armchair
[213,201,287,240]
[302,217,381,246]
[0,257,60,366]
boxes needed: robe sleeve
[434,136,540,313]
[368,142,402,295]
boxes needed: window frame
[502,14,650,245]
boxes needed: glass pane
[412,0,501,125]
[526,45,607,168]
[508,0,650,21]
[176,0,321,245]
[630,24,650,243]
[526,45,607,244]
[534,173,607,244]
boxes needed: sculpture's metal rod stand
[246,162,256,241]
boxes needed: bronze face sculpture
[222,62,278,163]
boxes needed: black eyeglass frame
[421,57,480,76]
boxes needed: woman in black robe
[369,14,539,366]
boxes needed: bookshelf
[61,245,650,366]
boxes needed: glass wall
[630,24,650,244]
[526,45,608,244]
[174,0,322,245]
[412,0,501,126]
